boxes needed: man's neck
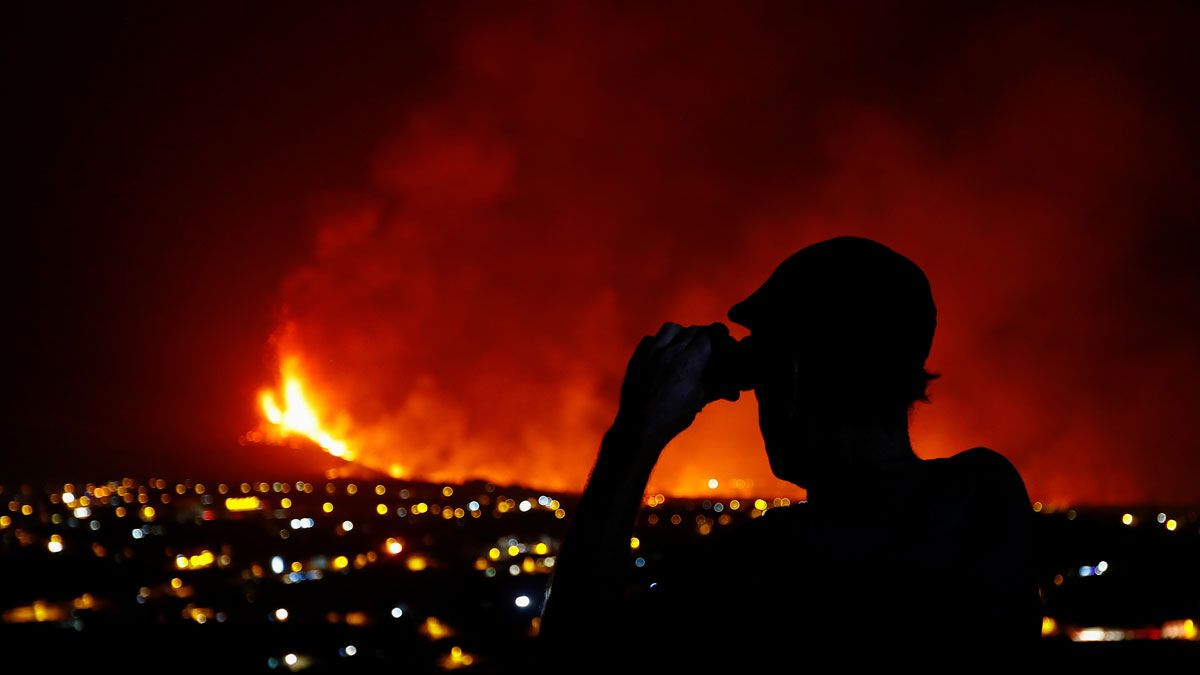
[804,423,920,508]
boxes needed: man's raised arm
[537,418,664,653]
[538,321,730,663]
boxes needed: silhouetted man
[539,236,1041,670]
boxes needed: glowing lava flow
[258,359,352,459]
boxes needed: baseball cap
[728,236,936,373]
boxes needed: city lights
[1,473,1194,670]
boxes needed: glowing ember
[258,357,352,459]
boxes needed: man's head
[728,236,938,488]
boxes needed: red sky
[12,1,1200,506]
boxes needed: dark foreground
[1,477,1196,671]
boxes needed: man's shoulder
[950,447,1031,506]
[952,446,1020,474]
[940,448,1035,560]
[945,450,1041,642]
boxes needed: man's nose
[727,301,755,331]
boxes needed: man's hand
[610,322,723,471]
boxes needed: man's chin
[767,454,809,490]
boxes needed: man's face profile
[739,326,824,489]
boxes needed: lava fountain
[257,356,353,461]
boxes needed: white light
[1072,628,1129,642]
[131,528,144,540]
[271,556,285,575]
[1097,560,1109,574]
[391,606,403,618]
[468,501,480,511]
[73,507,90,519]
[707,478,719,489]
[47,541,64,553]
[289,518,301,528]
[515,595,531,608]
[538,495,550,506]
[509,564,520,576]
[62,492,75,503]
[275,608,289,621]
[344,644,357,656]
[518,501,532,512]
[1157,513,1167,523]
[284,653,298,666]
[342,520,354,531]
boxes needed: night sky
[10,1,1200,505]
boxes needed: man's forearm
[539,421,664,647]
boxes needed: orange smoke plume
[250,3,1200,505]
